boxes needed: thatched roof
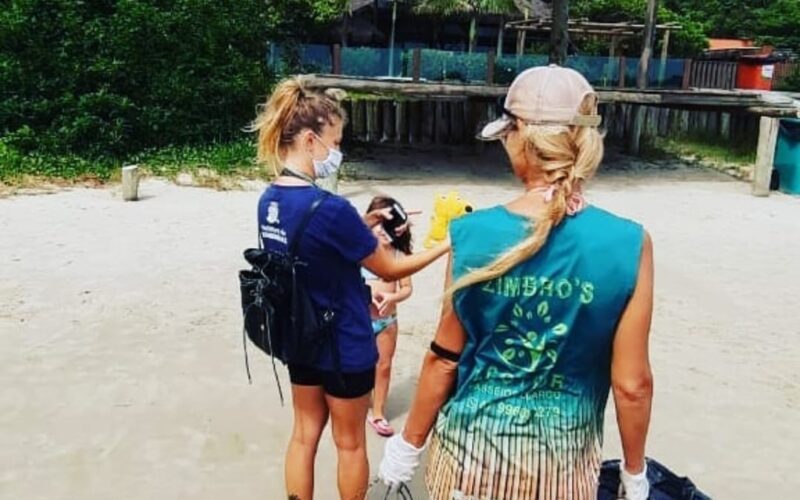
[349,0,373,12]
[513,0,552,18]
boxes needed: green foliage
[571,0,708,57]
[652,134,756,166]
[0,0,339,174]
[131,139,259,178]
[0,136,116,180]
[663,0,800,52]
[0,136,259,182]
[415,0,516,16]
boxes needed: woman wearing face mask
[379,66,654,500]
[250,77,449,500]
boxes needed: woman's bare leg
[327,393,370,500]
[285,384,328,500]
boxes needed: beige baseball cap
[479,64,602,140]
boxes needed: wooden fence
[341,97,761,151]
[774,62,799,89]
[683,60,799,91]
[683,60,737,90]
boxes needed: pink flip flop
[368,416,395,437]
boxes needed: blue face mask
[312,134,343,179]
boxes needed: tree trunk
[637,0,658,89]
[496,15,504,57]
[340,13,349,47]
[549,0,569,65]
[388,0,397,76]
[468,16,477,53]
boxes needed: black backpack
[239,190,338,402]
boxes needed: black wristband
[430,341,461,362]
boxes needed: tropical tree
[550,0,569,64]
[416,0,518,53]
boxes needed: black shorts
[288,364,375,399]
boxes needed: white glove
[620,461,649,500]
[378,434,425,487]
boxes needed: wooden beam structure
[305,74,798,197]
[506,18,681,35]
[304,75,800,116]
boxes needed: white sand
[2,156,799,500]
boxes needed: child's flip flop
[368,416,395,437]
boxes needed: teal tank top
[426,205,644,500]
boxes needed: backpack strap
[289,189,330,258]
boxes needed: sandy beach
[2,153,799,499]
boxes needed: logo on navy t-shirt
[261,200,288,245]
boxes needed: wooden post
[697,111,709,135]
[496,15,505,58]
[707,112,719,137]
[395,100,408,143]
[122,165,140,201]
[649,107,661,137]
[637,0,659,89]
[630,104,646,154]
[618,56,627,88]
[422,100,435,144]
[516,8,528,56]
[682,59,693,89]
[606,36,618,85]
[352,99,367,141]
[753,116,779,196]
[435,100,449,144]
[658,107,670,135]
[678,109,689,134]
[657,29,671,86]
[720,112,731,141]
[486,52,496,85]
[408,100,421,144]
[332,44,342,75]
[412,48,421,82]
[616,103,627,139]
[450,101,465,143]
[382,100,396,142]
[366,100,379,142]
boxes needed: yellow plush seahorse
[424,191,474,249]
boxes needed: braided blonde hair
[447,95,604,299]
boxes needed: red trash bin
[736,56,777,90]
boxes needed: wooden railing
[682,60,737,90]
[774,62,798,89]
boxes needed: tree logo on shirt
[266,201,280,225]
[489,300,569,381]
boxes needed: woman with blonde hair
[379,66,654,500]
[251,76,449,500]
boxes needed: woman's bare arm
[362,239,449,282]
[401,255,466,448]
[612,232,655,474]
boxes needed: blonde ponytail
[447,95,603,300]
[249,76,347,175]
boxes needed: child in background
[363,196,414,437]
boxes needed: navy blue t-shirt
[257,185,379,372]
